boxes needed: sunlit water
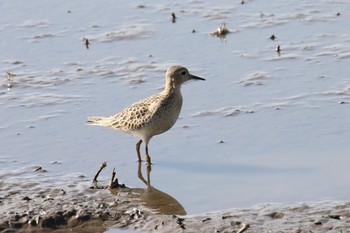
[1,0,349,215]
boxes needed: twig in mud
[110,168,117,188]
[110,167,126,188]
[93,161,107,183]
[236,223,250,233]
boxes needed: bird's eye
[181,70,187,76]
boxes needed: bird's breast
[148,93,183,135]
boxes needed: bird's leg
[136,140,143,162]
[145,145,151,165]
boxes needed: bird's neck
[163,81,181,96]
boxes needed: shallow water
[1,0,350,216]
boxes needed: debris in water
[34,166,47,172]
[276,45,281,54]
[210,23,230,38]
[83,37,90,49]
[6,72,16,89]
[172,13,177,23]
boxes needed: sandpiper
[88,65,205,164]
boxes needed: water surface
[1,0,349,215]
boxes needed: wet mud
[1,163,350,233]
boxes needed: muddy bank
[1,164,350,233]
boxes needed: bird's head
[166,65,205,87]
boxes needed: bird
[87,65,205,164]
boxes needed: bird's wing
[109,93,162,131]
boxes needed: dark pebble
[314,221,323,225]
[221,215,234,220]
[22,196,32,201]
[267,212,285,219]
[41,213,67,228]
[201,217,211,222]
[329,214,342,220]
[76,213,91,222]
[29,218,37,226]
[10,222,23,229]
[63,209,77,218]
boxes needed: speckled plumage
[88,65,205,164]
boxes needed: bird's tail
[87,116,113,127]
[87,117,103,125]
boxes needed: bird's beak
[190,74,205,81]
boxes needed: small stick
[110,167,125,188]
[93,161,107,182]
[110,167,116,188]
[236,223,250,233]
[110,167,126,188]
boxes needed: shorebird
[88,65,205,164]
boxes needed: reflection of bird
[137,162,187,215]
[109,162,187,215]
[88,65,205,164]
